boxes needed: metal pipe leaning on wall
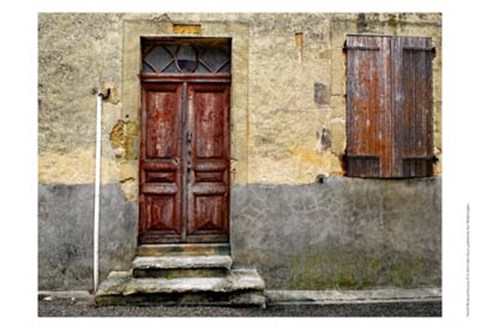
[94,88,110,292]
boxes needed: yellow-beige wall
[39,13,441,201]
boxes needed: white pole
[93,93,103,293]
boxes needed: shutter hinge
[343,45,380,51]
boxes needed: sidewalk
[38,288,441,317]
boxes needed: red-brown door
[187,83,230,242]
[139,79,230,244]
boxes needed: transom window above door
[141,38,231,74]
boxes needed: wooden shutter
[345,35,434,178]
[345,35,391,177]
[391,37,435,177]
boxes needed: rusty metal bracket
[403,155,438,162]
[403,46,436,52]
[343,43,380,52]
[98,88,111,100]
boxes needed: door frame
[120,23,250,250]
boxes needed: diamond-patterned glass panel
[142,39,231,74]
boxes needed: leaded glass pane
[142,39,231,74]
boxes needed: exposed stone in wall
[109,120,139,160]
[107,120,139,201]
[314,82,329,106]
[119,176,138,202]
[316,128,331,152]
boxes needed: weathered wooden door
[139,78,230,244]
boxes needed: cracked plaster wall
[38,13,441,290]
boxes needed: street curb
[39,287,441,306]
[265,288,441,306]
[38,290,94,303]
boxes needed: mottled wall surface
[231,177,441,289]
[39,14,124,185]
[38,184,136,290]
[38,13,441,290]
[39,13,442,187]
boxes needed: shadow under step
[136,243,230,257]
[132,255,233,278]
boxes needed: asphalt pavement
[38,300,441,317]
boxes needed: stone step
[132,255,233,278]
[136,243,230,257]
[95,268,266,307]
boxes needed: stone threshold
[132,255,233,270]
[39,287,441,305]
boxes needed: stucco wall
[231,177,441,289]
[38,13,441,291]
[38,184,136,289]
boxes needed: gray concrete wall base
[39,177,440,291]
[231,177,441,290]
[38,184,137,291]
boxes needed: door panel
[187,84,230,242]
[139,81,230,244]
[192,194,228,231]
[139,83,183,243]
[146,92,178,159]
[193,91,226,158]
[145,195,175,231]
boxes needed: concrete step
[136,243,230,257]
[96,268,266,307]
[132,255,233,278]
